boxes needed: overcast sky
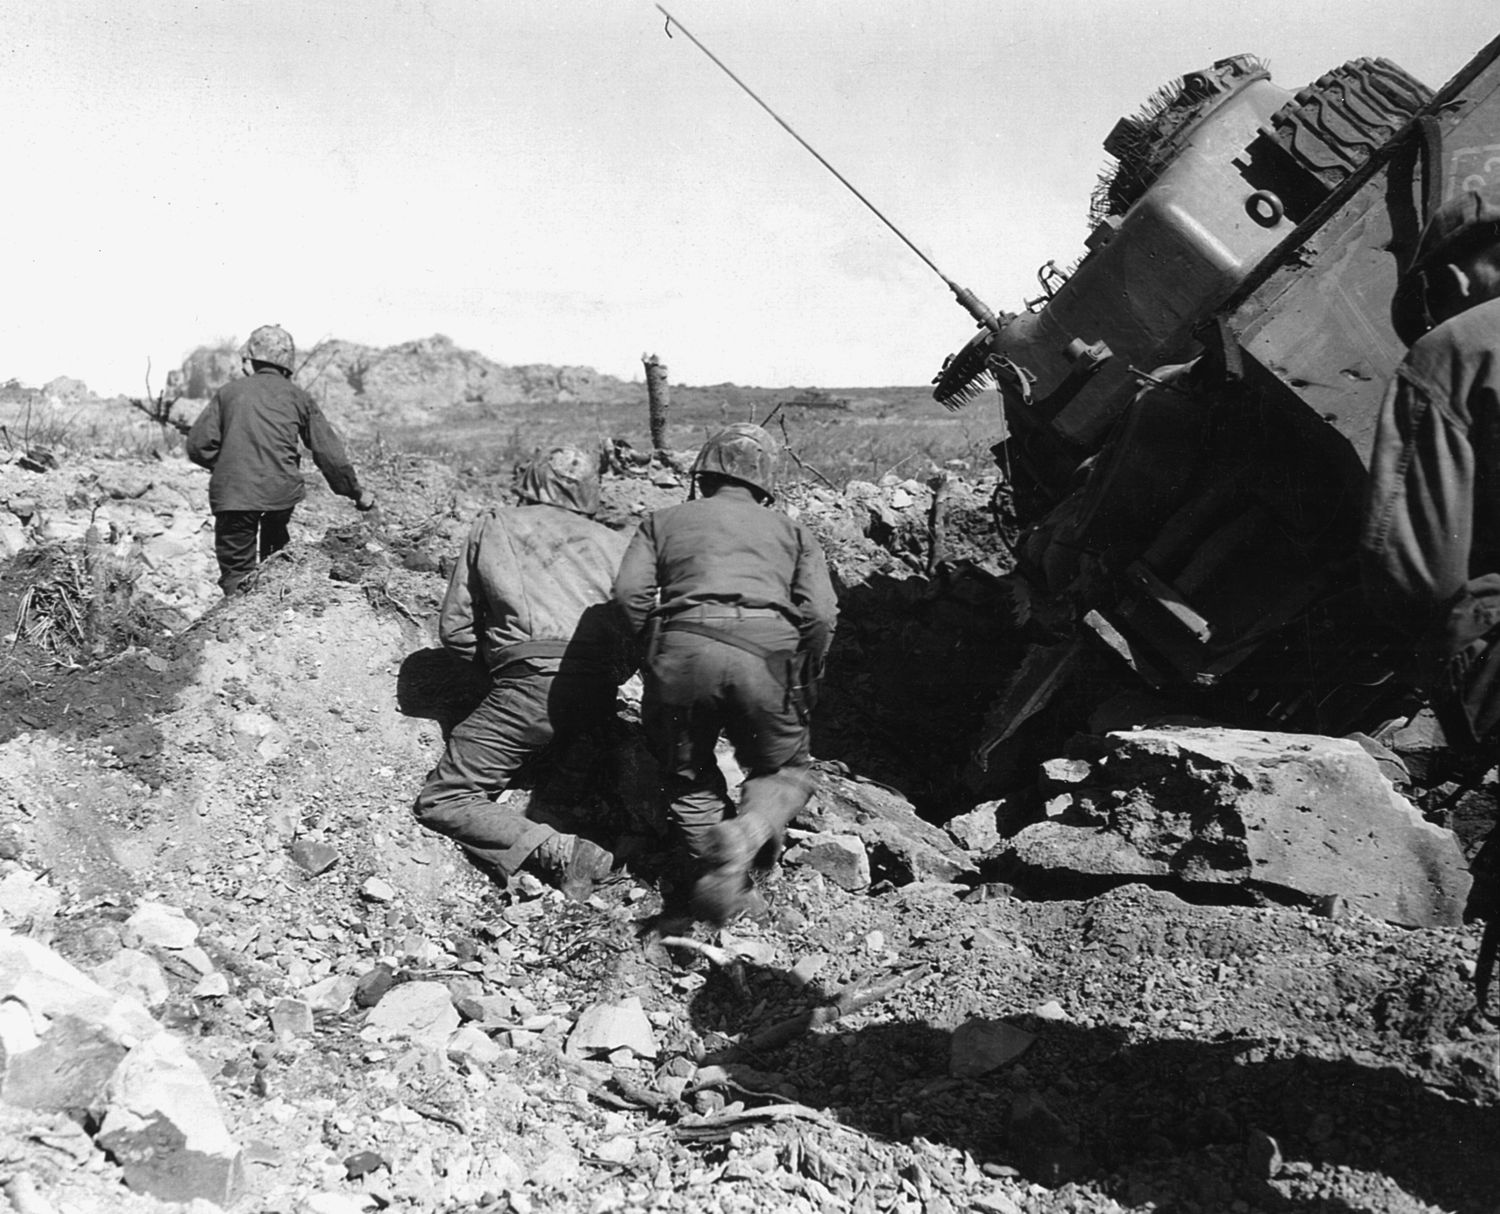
[2,1,1494,396]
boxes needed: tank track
[1090,55,1268,226]
[1264,57,1432,191]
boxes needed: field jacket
[1360,294,1500,677]
[613,485,838,664]
[186,370,363,513]
[440,503,632,679]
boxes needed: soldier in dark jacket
[186,324,375,593]
[413,447,630,900]
[614,423,838,924]
[1360,190,1500,1010]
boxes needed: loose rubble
[0,394,1494,1213]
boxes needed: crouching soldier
[1359,190,1500,1011]
[613,423,837,924]
[413,447,630,900]
[186,324,375,594]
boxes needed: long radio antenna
[655,4,1000,333]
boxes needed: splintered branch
[777,416,837,490]
[674,1101,838,1141]
[690,962,933,1067]
[739,963,932,1054]
[131,355,192,434]
[657,935,750,998]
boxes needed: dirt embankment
[0,436,1495,1214]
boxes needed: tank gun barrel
[656,4,1000,334]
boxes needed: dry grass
[1,375,1000,488]
[368,386,1002,488]
[1,398,184,460]
[12,547,88,664]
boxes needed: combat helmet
[242,324,295,374]
[692,423,779,502]
[1408,189,1500,275]
[1395,190,1500,341]
[515,446,600,516]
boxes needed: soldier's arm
[184,395,223,469]
[612,520,660,636]
[438,522,484,661]
[791,521,838,665]
[299,395,365,502]
[1360,364,1476,636]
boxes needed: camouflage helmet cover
[693,423,779,500]
[242,324,295,373]
[1409,189,1500,273]
[515,446,600,516]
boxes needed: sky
[2,1,1495,396]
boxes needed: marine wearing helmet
[515,446,601,517]
[241,324,296,376]
[691,422,779,502]
[614,423,838,928]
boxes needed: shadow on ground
[685,965,1500,1213]
[395,646,489,738]
[813,568,1024,815]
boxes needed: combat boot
[532,832,616,902]
[689,811,780,925]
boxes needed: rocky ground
[0,422,1496,1214]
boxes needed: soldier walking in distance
[186,324,375,593]
[1360,190,1500,1011]
[614,423,838,924]
[413,447,629,901]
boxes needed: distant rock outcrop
[174,334,638,434]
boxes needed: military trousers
[413,667,615,875]
[642,611,812,863]
[214,508,294,594]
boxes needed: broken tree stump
[642,353,670,458]
[927,471,950,575]
[83,522,108,654]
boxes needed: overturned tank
[932,37,1500,769]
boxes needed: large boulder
[1001,728,1470,927]
[798,771,975,885]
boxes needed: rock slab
[798,771,974,885]
[97,1033,245,1205]
[785,832,871,891]
[950,1018,1035,1077]
[1004,728,1470,927]
[566,997,657,1060]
